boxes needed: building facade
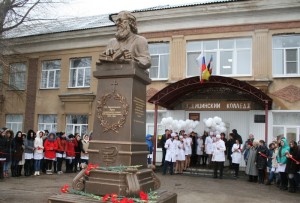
[1,0,300,164]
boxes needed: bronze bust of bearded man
[99,11,151,70]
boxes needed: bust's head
[115,11,138,40]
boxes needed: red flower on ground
[60,184,69,193]
[85,163,99,176]
[120,198,134,203]
[139,191,148,201]
[102,194,110,202]
[111,193,118,202]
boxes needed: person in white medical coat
[212,134,226,179]
[163,132,177,175]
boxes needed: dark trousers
[258,169,265,183]
[0,161,4,179]
[161,149,166,166]
[74,154,81,172]
[57,157,64,172]
[202,155,207,165]
[288,173,297,192]
[11,160,20,177]
[66,159,74,173]
[163,160,174,175]
[46,159,53,171]
[213,161,224,178]
[24,159,34,176]
[280,172,288,189]
[232,163,239,177]
[249,175,258,182]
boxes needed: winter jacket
[80,139,89,158]
[11,136,24,161]
[277,138,290,165]
[44,139,58,159]
[24,139,35,154]
[245,146,258,176]
[0,135,7,160]
[286,143,299,174]
[34,134,44,154]
[56,137,67,153]
[256,145,268,170]
[65,139,78,157]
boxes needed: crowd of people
[0,127,91,180]
[157,128,300,193]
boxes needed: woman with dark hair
[256,140,268,184]
[277,137,290,190]
[0,129,8,180]
[11,131,24,177]
[24,129,35,176]
[3,129,13,178]
[286,141,299,193]
[56,132,66,175]
[44,132,58,175]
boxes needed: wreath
[97,92,129,133]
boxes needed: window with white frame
[272,35,300,76]
[272,112,300,143]
[66,115,88,136]
[9,63,26,90]
[186,38,252,77]
[41,60,61,89]
[6,114,23,133]
[38,114,57,132]
[149,43,169,80]
[69,57,91,88]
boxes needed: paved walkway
[0,172,299,203]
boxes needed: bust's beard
[115,27,130,41]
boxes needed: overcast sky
[48,0,219,18]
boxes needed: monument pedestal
[48,62,177,202]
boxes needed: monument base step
[48,190,177,203]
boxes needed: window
[186,38,252,77]
[272,35,300,76]
[41,60,61,89]
[6,114,23,133]
[272,112,300,143]
[69,57,91,88]
[66,115,88,136]
[38,114,57,132]
[149,43,169,80]
[9,63,26,90]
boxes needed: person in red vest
[44,132,58,175]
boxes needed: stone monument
[49,11,176,203]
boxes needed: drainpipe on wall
[153,102,158,166]
[265,100,269,143]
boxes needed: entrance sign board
[183,101,252,111]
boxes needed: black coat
[286,146,299,174]
[256,145,268,169]
[0,135,7,159]
[11,137,24,161]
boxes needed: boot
[14,165,20,177]
[11,165,16,177]
[18,165,23,176]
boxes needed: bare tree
[0,0,67,91]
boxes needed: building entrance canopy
[148,76,272,110]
